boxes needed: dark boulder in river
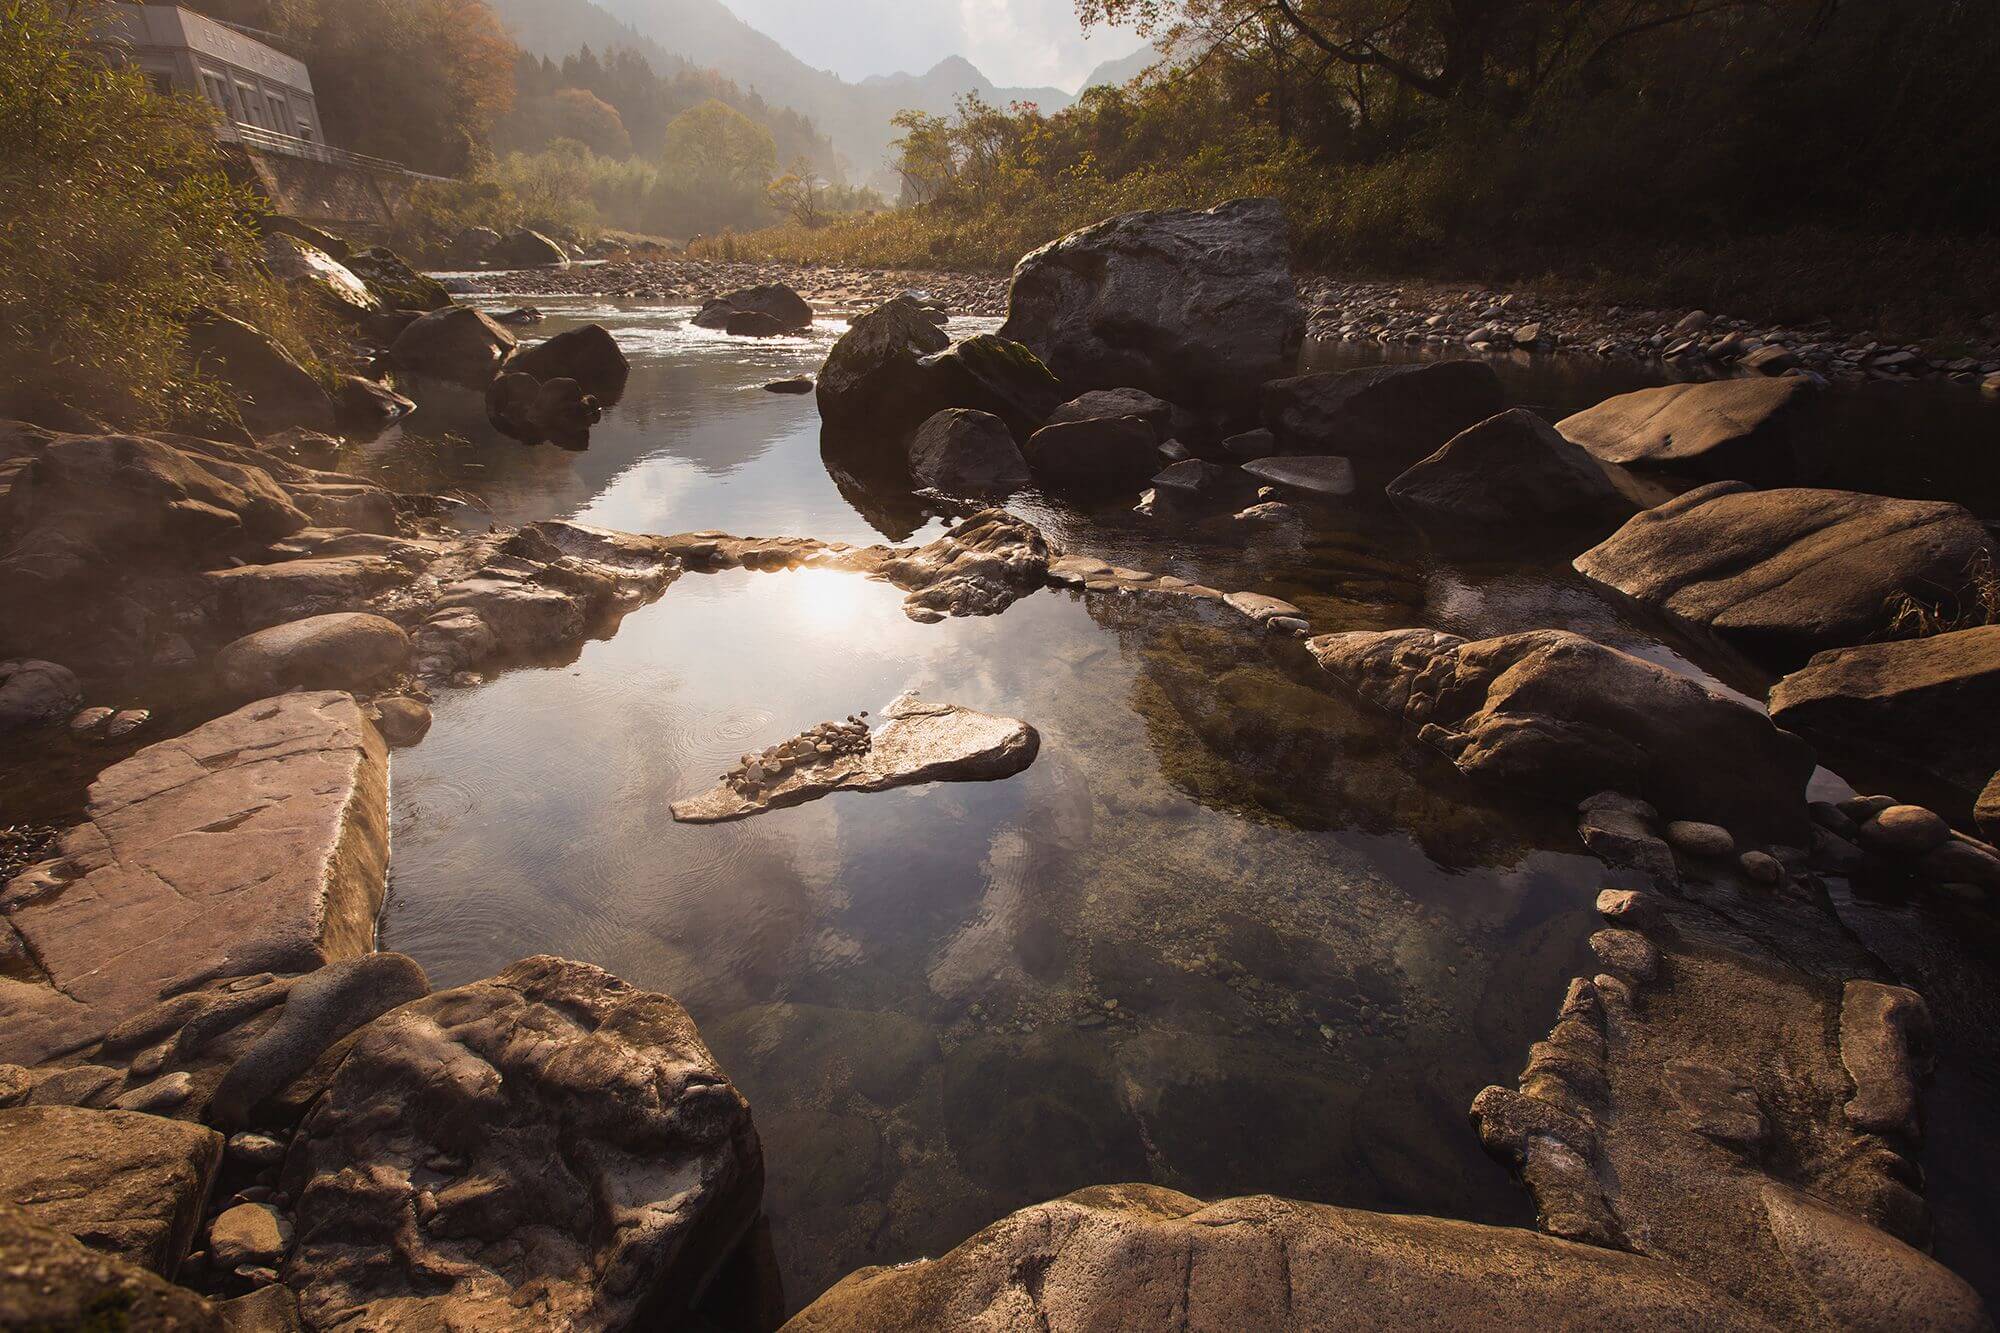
[908,408,1031,496]
[1387,408,1637,531]
[1000,198,1303,423]
[1263,361,1504,485]
[819,299,1060,444]
[387,306,518,389]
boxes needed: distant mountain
[486,0,1088,186]
[1080,42,1168,91]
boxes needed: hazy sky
[717,0,1146,90]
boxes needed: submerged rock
[485,370,601,447]
[1387,408,1636,529]
[999,198,1304,421]
[284,955,763,1330]
[1557,376,1822,483]
[506,323,630,398]
[1768,624,2000,792]
[781,1183,1784,1331]
[1308,627,1816,842]
[1575,483,1997,667]
[673,693,1037,823]
[0,692,389,1066]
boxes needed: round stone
[1666,820,1735,858]
[1739,850,1785,885]
[1858,805,1951,856]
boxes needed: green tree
[661,99,778,195]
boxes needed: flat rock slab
[1557,376,1821,483]
[1574,482,1995,667]
[0,692,389,1065]
[0,1106,221,1276]
[672,695,1038,823]
[1240,454,1357,498]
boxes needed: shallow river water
[362,297,2000,1310]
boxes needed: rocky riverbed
[2,200,1998,1330]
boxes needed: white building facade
[96,4,323,144]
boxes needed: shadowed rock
[1023,416,1158,488]
[1557,376,1823,484]
[908,408,1030,496]
[1263,361,1504,484]
[1768,624,2000,791]
[1388,407,1637,529]
[185,308,337,435]
[506,323,630,398]
[0,1208,229,1330]
[387,306,518,389]
[1308,627,1816,841]
[672,694,1039,823]
[1000,198,1304,421]
[283,955,763,1331]
[1575,483,1997,667]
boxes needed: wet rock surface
[672,694,1039,823]
[1575,483,1997,667]
[283,955,763,1331]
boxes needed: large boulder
[204,554,411,633]
[1387,408,1637,530]
[507,323,630,398]
[1307,627,1817,841]
[215,612,412,700]
[782,1184,1783,1332]
[1263,361,1505,484]
[817,296,951,431]
[283,955,764,1331]
[998,198,1303,421]
[261,233,380,320]
[819,302,1060,444]
[694,283,814,334]
[908,409,1030,496]
[0,692,389,1065]
[387,305,518,388]
[0,431,309,588]
[1046,387,1181,438]
[489,227,569,268]
[1557,376,1822,484]
[0,658,81,731]
[185,308,337,434]
[1023,416,1158,489]
[344,246,454,312]
[1768,624,2000,791]
[1574,483,1997,667]
[0,1106,221,1275]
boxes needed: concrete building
[96,4,323,144]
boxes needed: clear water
[353,298,2000,1311]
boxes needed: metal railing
[222,121,451,183]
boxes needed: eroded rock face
[1471,888,1991,1333]
[672,694,1039,823]
[1263,361,1505,483]
[1575,483,1997,667]
[999,198,1304,421]
[1388,407,1636,530]
[782,1183,1783,1332]
[1768,625,2000,792]
[283,956,763,1331]
[1307,627,1816,841]
[907,409,1031,496]
[0,1106,221,1276]
[0,692,389,1065]
[0,1207,228,1330]
[1557,376,1822,483]
[0,430,309,589]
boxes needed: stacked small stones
[724,713,873,797]
[1300,279,2000,387]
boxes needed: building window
[267,94,291,135]
[199,71,232,115]
[235,81,262,127]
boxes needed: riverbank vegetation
[0,0,324,427]
[707,0,2000,336]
